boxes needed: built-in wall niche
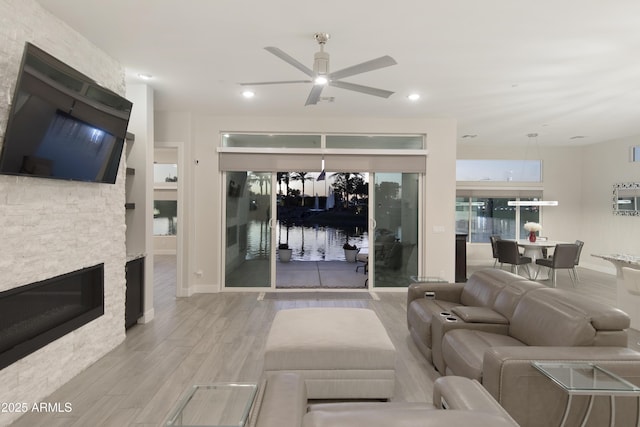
[0,264,104,369]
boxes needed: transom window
[456,197,541,243]
[456,159,542,182]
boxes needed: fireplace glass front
[0,264,104,370]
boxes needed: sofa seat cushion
[307,401,435,413]
[407,298,459,348]
[442,329,525,381]
[303,409,517,427]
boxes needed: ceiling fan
[239,33,397,106]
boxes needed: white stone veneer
[0,1,127,425]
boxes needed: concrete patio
[276,260,367,288]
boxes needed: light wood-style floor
[10,256,639,426]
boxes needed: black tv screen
[0,43,132,184]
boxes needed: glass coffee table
[166,383,258,427]
[532,362,640,427]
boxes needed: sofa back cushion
[491,280,545,321]
[509,289,629,346]
[460,269,526,307]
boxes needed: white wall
[0,1,127,424]
[154,113,192,296]
[125,84,155,322]
[582,136,640,273]
[459,138,639,273]
[154,113,457,293]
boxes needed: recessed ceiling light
[570,135,587,140]
[137,73,153,80]
[407,93,420,101]
[242,90,255,98]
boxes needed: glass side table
[531,362,640,427]
[166,383,258,427]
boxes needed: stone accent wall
[0,1,127,424]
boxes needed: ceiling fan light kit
[239,32,397,106]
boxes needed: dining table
[515,239,565,280]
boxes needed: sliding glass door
[219,133,427,289]
[224,171,272,288]
[371,173,419,287]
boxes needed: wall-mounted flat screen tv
[0,43,132,184]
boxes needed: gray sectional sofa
[407,269,545,373]
[407,268,640,427]
[250,372,519,427]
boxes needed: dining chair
[489,235,501,268]
[535,243,580,287]
[538,236,550,258]
[570,240,585,283]
[496,239,532,278]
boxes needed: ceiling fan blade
[265,46,313,77]
[240,80,311,86]
[329,80,394,98]
[329,55,397,80]
[305,85,324,106]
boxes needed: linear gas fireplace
[0,264,104,370]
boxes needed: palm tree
[290,172,313,206]
[276,172,290,196]
[248,172,270,195]
[331,172,363,209]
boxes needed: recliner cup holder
[440,312,451,316]
[445,317,458,322]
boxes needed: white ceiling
[36,0,640,147]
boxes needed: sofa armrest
[451,306,509,324]
[431,314,510,374]
[407,282,464,305]
[253,373,307,427]
[482,346,640,427]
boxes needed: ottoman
[264,307,396,399]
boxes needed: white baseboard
[139,308,155,324]
[190,283,221,294]
[154,249,177,256]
